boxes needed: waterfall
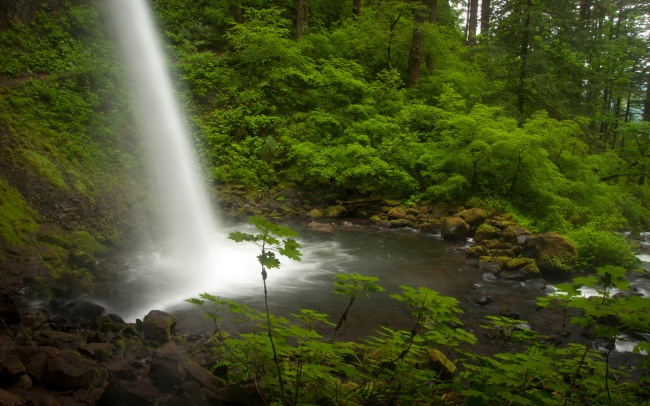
[108,0,224,301]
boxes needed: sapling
[229,215,302,405]
[330,272,384,343]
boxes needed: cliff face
[0,3,147,299]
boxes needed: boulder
[78,343,113,361]
[467,245,489,258]
[60,299,105,320]
[307,209,323,219]
[458,208,487,227]
[150,342,186,391]
[0,335,15,362]
[68,249,97,272]
[503,258,536,272]
[324,205,347,218]
[98,379,160,406]
[501,225,532,242]
[44,349,107,389]
[307,221,335,233]
[441,217,470,241]
[0,354,26,384]
[390,219,413,228]
[471,294,492,306]
[387,207,407,218]
[184,363,221,392]
[35,330,84,350]
[522,232,577,274]
[0,389,24,406]
[474,224,501,243]
[23,308,50,330]
[0,294,22,325]
[143,310,177,344]
[421,349,456,381]
[15,345,60,385]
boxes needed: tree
[297,0,309,39]
[466,0,479,46]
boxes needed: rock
[30,395,61,406]
[44,349,107,389]
[523,278,547,291]
[78,343,113,361]
[419,220,442,233]
[390,218,413,228]
[324,205,347,218]
[0,335,15,362]
[503,257,535,272]
[376,220,392,229]
[150,342,185,391]
[60,299,105,320]
[405,207,420,216]
[522,232,577,274]
[98,379,160,406]
[68,249,97,272]
[0,354,26,384]
[23,308,50,330]
[421,349,456,381]
[0,294,22,325]
[35,330,84,350]
[474,224,501,243]
[441,217,470,241]
[499,306,520,320]
[307,209,323,219]
[105,358,132,380]
[15,345,60,385]
[501,225,531,242]
[307,221,335,233]
[382,199,402,207]
[467,245,489,258]
[0,388,25,406]
[387,207,407,218]
[143,310,177,344]
[458,208,487,227]
[471,294,492,306]
[184,363,221,391]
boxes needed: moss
[21,149,69,190]
[68,230,108,255]
[0,177,38,245]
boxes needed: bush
[568,226,637,270]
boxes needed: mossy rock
[390,218,413,228]
[387,207,407,218]
[382,199,402,207]
[37,233,71,249]
[68,231,108,256]
[324,205,347,218]
[468,245,489,258]
[369,215,383,222]
[405,207,420,216]
[474,224,501,243]
[504,257,535,272]
[68,249,97,272]
[307,209,323,219]
[441,217,470,241]
[522,232,577,274]
[421,349,456,381]
[458,208,487,227]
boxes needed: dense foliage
[149,0,650,236]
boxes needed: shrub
[568,226,637,270]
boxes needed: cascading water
[107,0,256,312]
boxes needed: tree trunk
[296,0,308,39]
[467,0,479,45]
[406,7,425,87]
[353,0,362,16]
[480,0,491,37]
[644,74,650,122]
[517,0,532,118]
[425,0,437,70]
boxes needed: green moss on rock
[0,177,38,245]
